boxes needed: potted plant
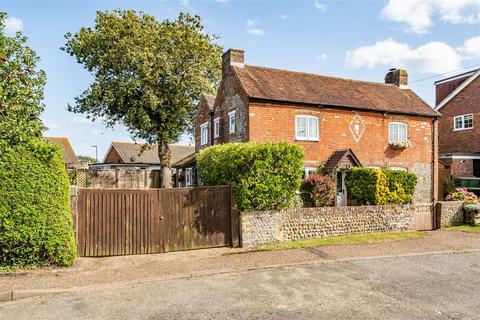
[446,187,480,225]
[388,141,411,150]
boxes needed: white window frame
[228,110,236,134]
[389,167,408,172]
[213,117,220,138]
[295,115,319,141]
[388,122,408,143]
[200,122,209,146]
[303,167,317,178]
[453,114,473,131]
[185,168,193,186]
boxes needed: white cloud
[4,17,23,33]
[457,36,480,59]
[44,120,61,130]
[214,0,230,3]
[247,28,265,36]
[314,1,328,13]
[279,14,289,20]
[381,0,480,34]
[346,38,463,74]
[315,53,329,61]
[246,19,265,36]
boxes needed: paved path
[1,251,480,319]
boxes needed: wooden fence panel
[75,186,233,257]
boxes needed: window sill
[453,127,474,132]
[295,138,319,142]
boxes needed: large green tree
[63,10,222,187]
[0,12,46,145]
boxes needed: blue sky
[2,0,479,160]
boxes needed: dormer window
[228,110,236,134]
[214,117,220,138]
[200,122,209,145]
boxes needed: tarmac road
[1,251,480,320]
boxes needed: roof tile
[233,65,440,118]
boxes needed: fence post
[70,186,78,243]
[229,186,240,247]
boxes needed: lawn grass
[445,223,480,233]
[258,231,427,251]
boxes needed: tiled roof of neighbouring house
[109,142,195,165]
[43,136,81,168]
[232,65,440,118]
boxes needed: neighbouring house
[90,142,194,189]
[43,136,81,169]
[193,48,441,206]
[172,94,216,188]
[435,69,480,179]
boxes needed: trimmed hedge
[345,167,417,205]
[0,140,77,269]
[197,142,304,211]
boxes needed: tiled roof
[43,136,81,168]
[324,149,362,172]
[233,65,440,118]
[110,142,194,165]
[172,152,197,168]
[202,93,216,110]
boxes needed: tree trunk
[158,140,172,188]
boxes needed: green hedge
[0,140,77,269]
[197,142,304,211]
[345,167,417,205]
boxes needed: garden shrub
[197,142,304,211]
[300,173,336,207]
[345,167,417,205]
[0,139,77,269]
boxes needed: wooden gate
[73,186,237,257]
[414,203,434,231]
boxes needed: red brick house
[194,49,440,205]
[435,69,480,178]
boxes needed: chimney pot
[222,49,245,75]
[385,68,408,88]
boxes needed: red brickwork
[450,159,474,177]
[104,146,124,164]
[438,76,480,154]
[248,102,433,169]
[435,76,470,105]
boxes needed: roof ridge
[243,64,396,88]
[112,141,193,147]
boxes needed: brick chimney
[222,49,245,75]
[385,68,408,88]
